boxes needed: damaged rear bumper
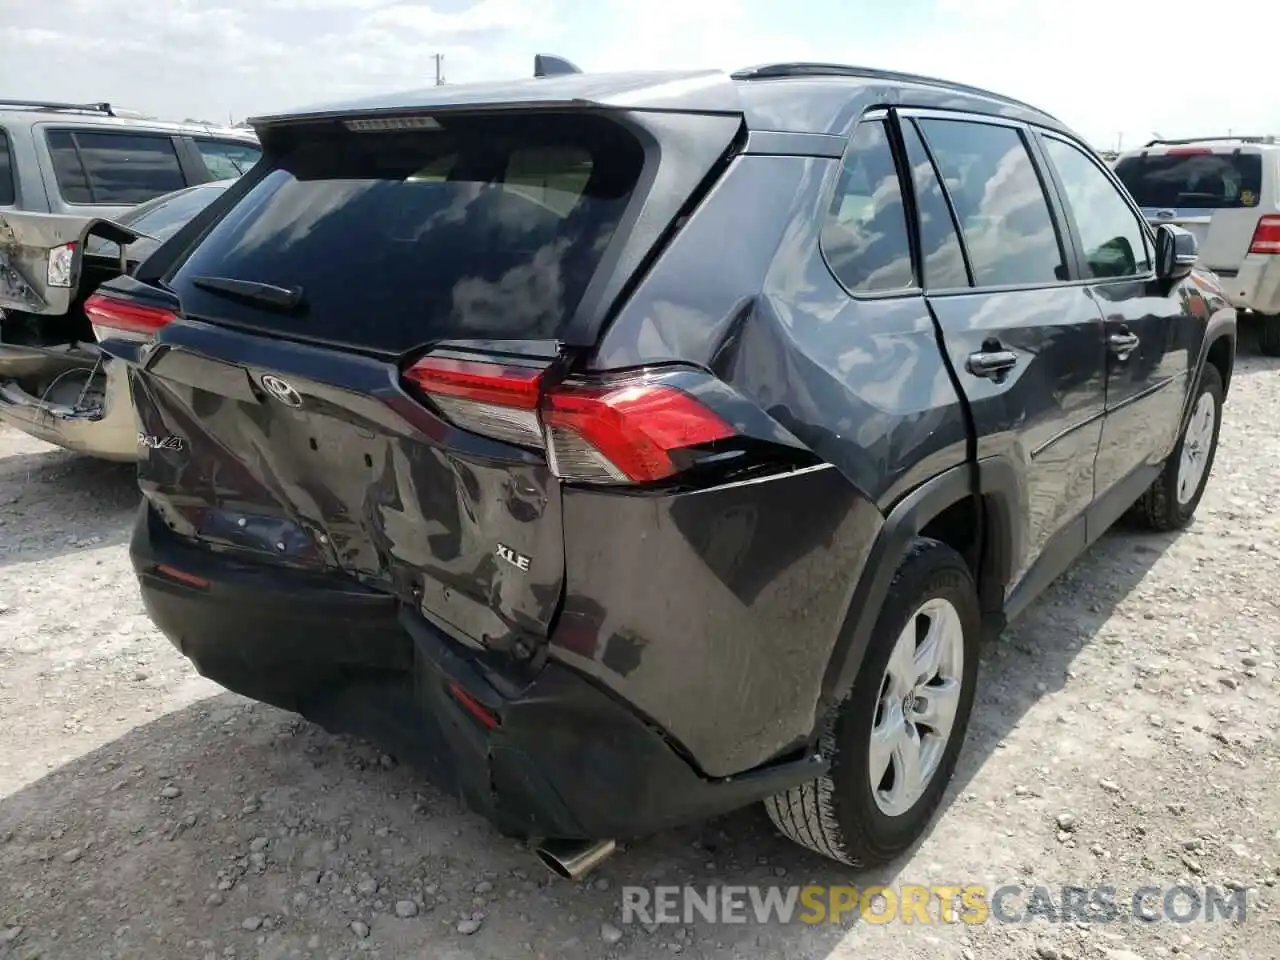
[0,348,139,461]
[129,503,826,840]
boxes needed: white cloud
[0,0,1271,144]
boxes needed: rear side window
[170,114,644,354]
[46,130,186,205]
[0,129,13,205]
[1114,151,1263,209]
[821,119,914,293]
[901,121,969,289]
[193,139,262,179]
[917,119,1066,288]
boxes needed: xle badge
[495,543,532,572]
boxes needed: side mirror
[1154,223,1198,282]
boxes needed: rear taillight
[47,241,76,287]
[403,356,736,485]
[402,357,543,448]
[1249,215,1280,255]
[84,291,177,343]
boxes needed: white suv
[1113,136,1280,353]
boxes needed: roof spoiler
[534,54,582,78]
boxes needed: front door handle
[1109,331,1140,359]
[966,347,1019,381]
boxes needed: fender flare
[1170,308,1236,457]
[816,457,1022,723]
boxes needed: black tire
[1132,363,1224,532]
[1258,315,1280,357]
[764,538,980,867]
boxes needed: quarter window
[1042,136,1152,279]
[193,139,262,180]
[917,119,1067,288]
[821,119,915,293]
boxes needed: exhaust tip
[534,838,617,881]
[535,847,576,880]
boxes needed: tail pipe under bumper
[535,838,617,880]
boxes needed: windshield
[167,113,645,355]
[85,181,230,261]
[1113,151,1264,210]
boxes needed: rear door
[114,110,732,656]
[906,112,1108,594]
[1113,146,1265,272]
[1037,132,1197,499]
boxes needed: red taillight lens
[542,380,736,483]
[403,356,544,447]
[402,356,737,485]
[84,292,177,343]
[1249,215,1280,255]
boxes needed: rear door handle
[966,348,1019,381]
[1109,331,1140,359]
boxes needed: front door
[1035,133,1205,503]
[906,114,1108,592]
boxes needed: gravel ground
[1,343,1277,960]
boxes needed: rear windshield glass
[85,181,229,260]
[169,114,645,354]
[1114,151,1264,209]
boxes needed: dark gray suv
[94,59,1236,876]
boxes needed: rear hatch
[1113,145,1269,271]
[100,105,744,662]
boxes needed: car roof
[248,62,1071,141]
[1119,136,1280,158]
[0,101,258,141]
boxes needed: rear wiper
[190,275,305,313]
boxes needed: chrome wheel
[1176,391,1216,506]
[869,598,965,817]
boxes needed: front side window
[45,130,186,205]
[821,119,915,294]
[917,119,1066,288]
[1042,136,1152,279]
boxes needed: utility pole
[431,53,445,86]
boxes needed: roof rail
[1143,135,1278,147]
[730,62,1057,120]
[534,54,582,79]
[0,99,117,116]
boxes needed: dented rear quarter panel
[563,152,970,777]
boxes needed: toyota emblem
[260,374,303,408]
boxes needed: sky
[1,0,1275,151]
